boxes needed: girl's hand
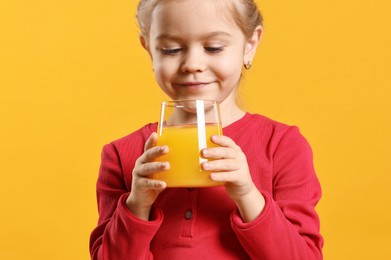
[126,132,169,221]
[201,135,265,222]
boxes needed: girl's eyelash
[159,46,224,55]
[204,46,223,53]
[160,48,182,55]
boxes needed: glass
[153,100,224,187]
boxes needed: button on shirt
[184,210,193,220]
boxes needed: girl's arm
[202,127,323,259]
[90,133,166,260]
[202,134,266,222]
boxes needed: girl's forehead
[155,0,223,9]
[152,0,234,22]
[150,0,240,34]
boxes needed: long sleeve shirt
[90,113,324,259]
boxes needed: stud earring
[244,60,252,70]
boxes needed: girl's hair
[137,0,263,41]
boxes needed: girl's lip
[176,82,210,87]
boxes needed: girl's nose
[180,50,206,73]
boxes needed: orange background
[0,0,390,259]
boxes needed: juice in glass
[153,123,223,187]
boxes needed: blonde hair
[137,0,263,41]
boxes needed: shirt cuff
[118,193,164,227]
[230,191,272,229]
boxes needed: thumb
[144,132,158,151]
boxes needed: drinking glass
[152,100,224,187]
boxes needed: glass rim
[161,99,219,107]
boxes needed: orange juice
[153,123,224,187]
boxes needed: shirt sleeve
[230,126,323,260]
[89,143,163,260]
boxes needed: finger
[202,159,240,172]
[137,161,170,177]
[209,171,234,182]
[145,132,158,151]
[210,171,252,190]
[201,147,240,159]
[135,177,167,190]
[139,145,169,164]
[210,135,239,148]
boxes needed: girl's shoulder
[109,122,158,152]
[224,112,292,136]
[225,113,311,152]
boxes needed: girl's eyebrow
[203,31,232,39]
[155,34,181,41]
[155,31,232,41]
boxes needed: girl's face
[144,0,259,107]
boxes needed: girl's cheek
[156,59,176,72]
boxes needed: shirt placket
[179,188,199,238]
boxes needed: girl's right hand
[126,132,169,221]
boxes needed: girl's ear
[243,26,263,64]
[140,35,152,58]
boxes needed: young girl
[90,0,323,259]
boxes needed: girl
[90,0,323,259]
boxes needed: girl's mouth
[178,82,208,87]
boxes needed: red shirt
[90,113,323,259]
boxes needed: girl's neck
[219,101,246,127]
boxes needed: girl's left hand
[201,135,265,222]
[201,135,253,201]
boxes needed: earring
[244,60,252,70]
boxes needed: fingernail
[202,162,209,170]
[210,173,219,180]
[161,162,169,169]
[202,149,208,156]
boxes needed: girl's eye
[205,46,223,53]
[160,48,183,55]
